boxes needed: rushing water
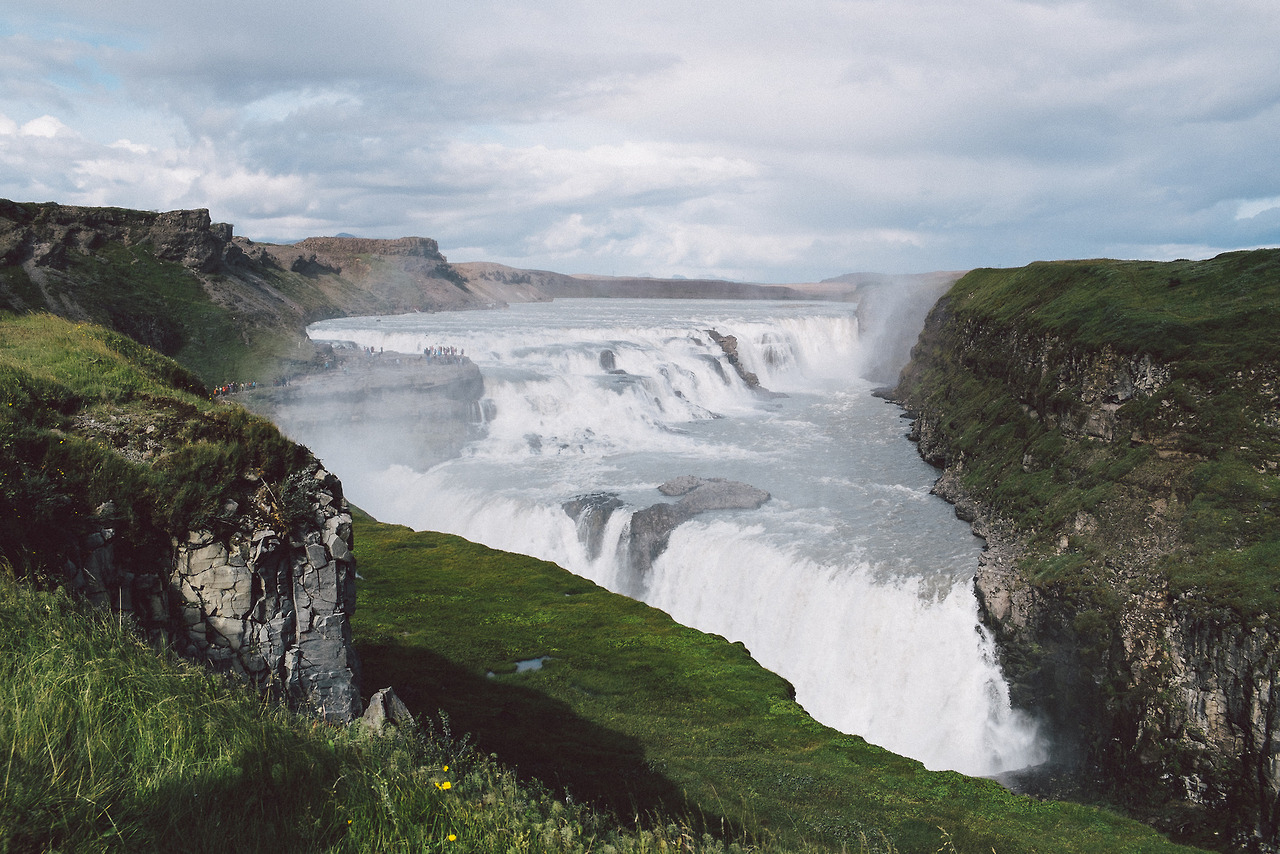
[306,298,1044,776]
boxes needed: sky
[2,1,1279,282]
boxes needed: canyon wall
[60,453,362,723]
[893,254,1280,851]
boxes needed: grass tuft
[1,572,904,854]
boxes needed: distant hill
[450,261,814,300]
[0,201,552,383]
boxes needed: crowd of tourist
[357,344,468,364]
[423,344,466,364]
[212,380,259,396]
[213,343,468,397]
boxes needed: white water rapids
[305,298,1045,776]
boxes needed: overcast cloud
[2,0,1278,281]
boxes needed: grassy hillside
[949,251,1280,372]
[899,250,1280,615]
[0,312,312,579]
[0,574,772,854]
[350,512,1203,854]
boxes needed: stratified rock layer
[66,461,362,723]
[894,283,1280,849]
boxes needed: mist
[246,292,1044,777]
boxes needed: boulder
[627,477,770,576]
[360,687,416,734]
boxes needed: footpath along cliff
[891,251,1280,851]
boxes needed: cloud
[18,115,70,138]
[1,0,1278,279]
[1238,196,1280,220]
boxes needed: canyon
[5,199,1277,850]
[892,254,1280,850]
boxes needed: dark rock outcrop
[563,492,625,561]
[65,459,362,722]
[705,329,762,390]
[893,273,1280,850]
[0,199,240,275]
[360,686,416,734]
[563,477,771,594]
[626,477,770,576]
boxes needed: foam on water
[307,299,1045,776]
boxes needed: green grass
[4,573,837,854]
[950,250,1280,372]
[0,313,312,579]
[350,511,1203,854]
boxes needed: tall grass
[0,574,900,854]
[0,313,314,580]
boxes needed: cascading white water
[305,298,1044,776]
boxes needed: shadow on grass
[359,638,717,829]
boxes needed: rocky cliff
[0,200,551,384]
[892,252,1280,851]
[1,314,362,721]
[68,459,362,722]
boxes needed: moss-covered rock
[0,313,360,719]
[892,250,1280,850]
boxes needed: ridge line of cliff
[891,253,1280,851]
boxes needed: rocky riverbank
[892,252,1280,851]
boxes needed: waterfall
[306,299,1045,776]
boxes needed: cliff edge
[0,314,361,720]
[893,251,1280,851]
[0,200,553,384]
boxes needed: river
[304,297,1044,776]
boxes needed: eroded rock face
[65,463,362,723]
[626,477,770,576]
[894,294,1280,847]
[0,199,240,275]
